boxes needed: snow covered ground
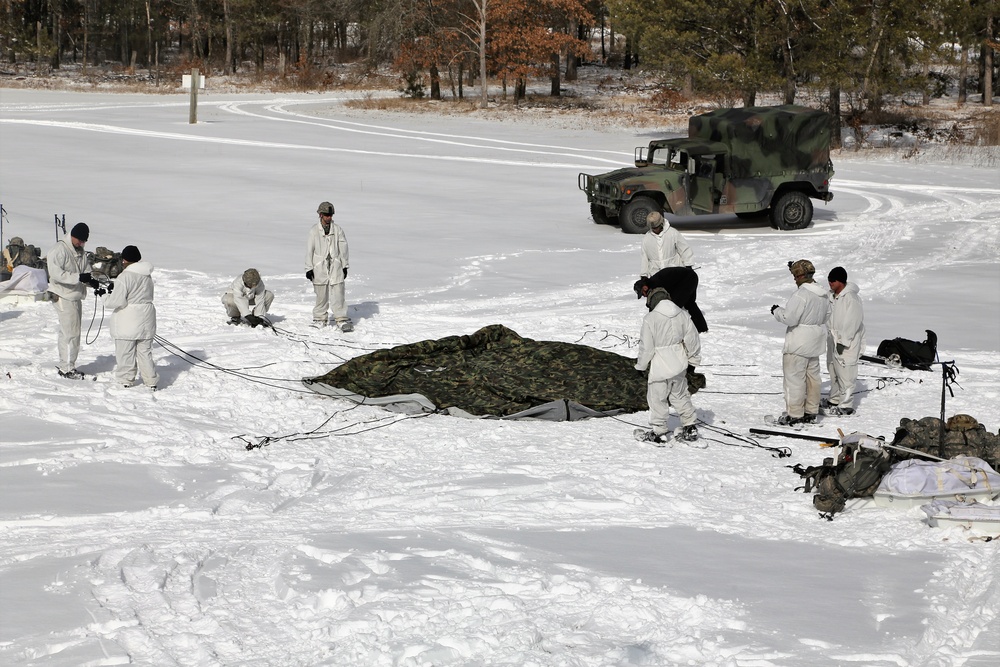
[1,88,999,667]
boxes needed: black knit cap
[70,222,90,242]
[828,266,847,283]
[121,245,142,263]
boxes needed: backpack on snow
[4,237,46,272]
[88,246,123,282]
[789,434,894,518]
[876,329,937,371]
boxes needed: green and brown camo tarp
[303,324,649,420]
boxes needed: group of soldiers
[631,211,865,444]
[23,202,865,432]
[38,201,353,389]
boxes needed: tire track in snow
[254,99,630,160]
[0,117,611,170]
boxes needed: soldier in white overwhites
[770,259,829,426]
[305,201,352,332]
[634,287,703,445]
[824,266,865,416]
[639,210,694,278]
[102,245,159,390]
[222,268,273,328]
[45,222,98,379]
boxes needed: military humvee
[578,105,834,233]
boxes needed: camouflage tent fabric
[303,324,650,420]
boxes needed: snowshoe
[765,414,804,429]
[338,321,354,333]
[820,405,855,417]
[634,429,671,446]
[674,425,707,448]
[57,369,91,381]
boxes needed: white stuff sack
[877,456,1000,497]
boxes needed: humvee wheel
[620,198,658,234]
[769,192,813,230]
[590,203,618,226]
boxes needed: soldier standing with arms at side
[46,222,99,379]
[305,201,352,332]
[640,211,694,278]
[824,266,865,416]
[770,259,829,426]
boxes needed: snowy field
[1,88,999,666]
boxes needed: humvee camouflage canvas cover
[580,105,834,232]
[688,106,831,179]
[304,324,649,420]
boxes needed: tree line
[2,0,996,117]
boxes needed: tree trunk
[83,0,88,70]
[985,15,994,107]
[565,19,578,80]
[829,85,842,150]
[52,0,61,68]
[430,63,441,100]
[550,51,560,96]
[223,0,233,75]
[921,60,930,105]
[958,46,967,105]
[781,41,795,104]
[478,0,487,109]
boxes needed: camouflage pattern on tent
[303,324,653,420]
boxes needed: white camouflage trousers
[222,290,274,318]
[826,352,859,409]
[52,296,82,373]
[312,282,349,325]
[782,353,821,419]
[646,375,697,435]
[115,338,159,387]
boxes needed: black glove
[343,268,348,279]
[87,277,100,289]
[106,281,114,293]
[79,272,92,284]
[95,287,107,297]
[305,270,314,282]
[836,343,846,355]
[687,365,696,375]
[770,304,780,314]
[244,314,262,328]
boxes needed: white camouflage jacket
[45,238,91,301]
[640,224,694,277]
[635,299,702,383]
[305,221,349,286]
[103,261,156,340]
[773,281,829,357]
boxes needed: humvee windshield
[649,146,689,171]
